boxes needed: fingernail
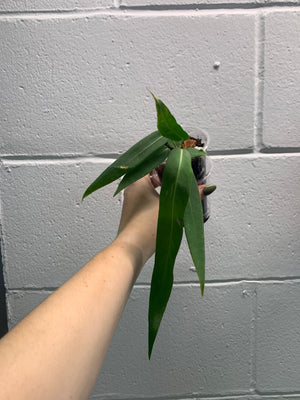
[203,185,216,196]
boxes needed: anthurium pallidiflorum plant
[82,92,209,358]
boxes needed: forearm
[0,239,142,400]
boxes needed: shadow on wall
[0,243,8,338]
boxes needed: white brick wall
[0,12,256,155]
[1,1,300,399]
[263,11,300,148]
[0,1,113,12]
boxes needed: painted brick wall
[0,1,300,399]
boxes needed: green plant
[83,93,208,358]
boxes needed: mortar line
[253,284,259,394]
[0,156,118,166]
[0,153,121,161]
[250,283,258,393]
[8,277,300,292]
[256,390,300,397]
[89,390,300,400]
[135,277,300,288]
[1,150,300,165]
[90,393,253,400]
[1,6,300,19]
[253,12,265,153]
[89,393,252,400]
[260,146,300,153]
[120,2,300,11]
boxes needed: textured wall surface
[1,0,300,399]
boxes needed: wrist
[112,237,145,278]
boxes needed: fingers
[199,184,217,200]
[203,185,217,196]
[124,175,160,199]
[148,170,216,201]
[149,169,161,189]
[125,173,216,202]
[198,184,206,200]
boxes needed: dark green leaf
[184,174,205,295]
[114,146,170,196]
[186,148,207,158]
[148,148,192,358]
[150,92,189,141]
[82,131,167,200]
[167,139,183,149]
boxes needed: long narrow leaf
[186,148,207,158]
[114,146,170,196]
[150,92,189,141]
[82,131,167,200]
[184,174,205,295]
[148,148,192,358]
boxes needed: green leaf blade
[82,131,167,200]
[150,93,189,141]
[184,175,205,295]
[167,139,183,149]
[148,148,192,358]
[186,148,207,158]
[114,146,170,196]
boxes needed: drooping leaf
[184,173,205,295]
[186,148,207,158]
[150,92,189,141]
[114,146,170,196]
[148,148,192,358]
[82,131,167,200]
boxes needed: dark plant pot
[151,128,211,222]
[191,155,210,222]
[187,127,211,222]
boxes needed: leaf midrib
[128,134,165,167]
[162,149,183,275]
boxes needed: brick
[1,154,299,289]
[0,1,112,12]
[7,283,255,397]
[0,13,255,155]
[138,153,300,284]
[263,11,300,148]
[256,281,300,393]
[1,161,122,289]
[95,283,254,397]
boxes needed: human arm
[0,176,159,400]
[0,175,212,400]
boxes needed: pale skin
[0,175,206,400]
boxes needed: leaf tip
[201,282,205,296]
[148,335,155,360]
[147,88,156,100]
[113,188,120,197]
[81,191,88,203]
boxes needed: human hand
[150,168,216,199]
[116,174,215,270]
[116,175,160,266]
